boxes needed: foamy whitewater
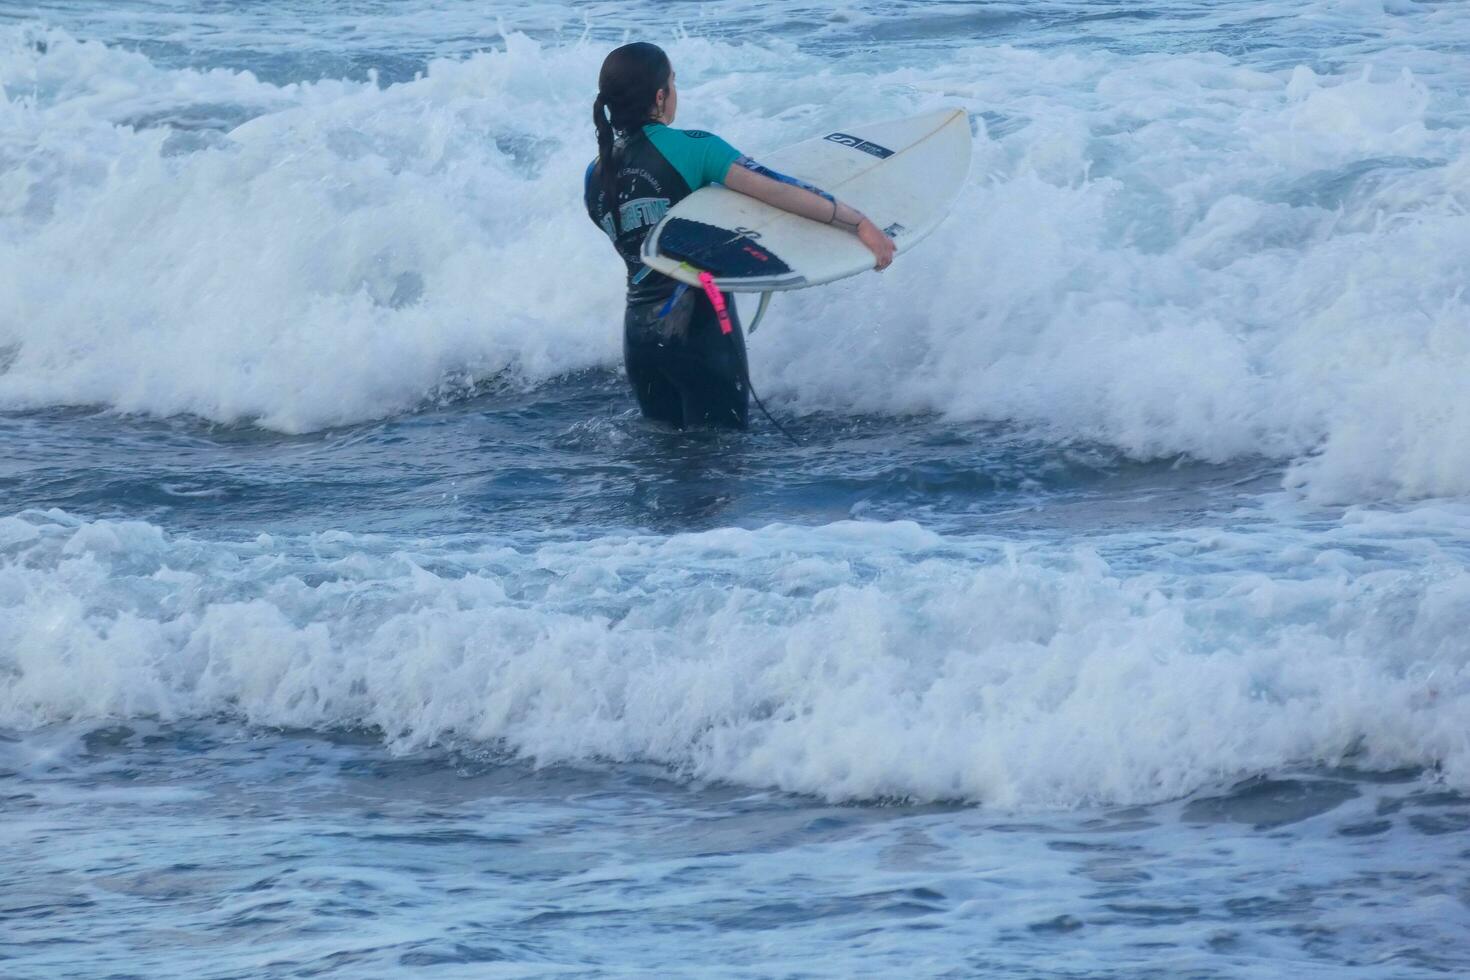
[2,1,1468,976]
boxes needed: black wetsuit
[585,125,749,430]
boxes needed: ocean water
[2,0,1469,975]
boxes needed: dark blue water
[6,723,1467,977]
[0,373,1278,538]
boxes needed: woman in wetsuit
[585,42,895,430]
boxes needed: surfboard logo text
[823,133,895,159]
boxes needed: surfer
[586,42,895,430]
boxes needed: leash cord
[746,371,801,447]
[695,273,800,446]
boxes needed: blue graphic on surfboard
[640,108,972,293]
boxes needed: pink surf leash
[697,271,733,335]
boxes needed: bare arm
[722,163,896,271]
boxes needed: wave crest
[1,30,1467,500]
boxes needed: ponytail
[593,93,619,236]
[592,42,672,238]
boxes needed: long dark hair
[593,42,671,237]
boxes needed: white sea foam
[1,21,1467,501]
[2,509,1467,806]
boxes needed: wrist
[827,199,863,234]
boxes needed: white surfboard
[640,108,971,293]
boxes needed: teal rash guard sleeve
[642,124,743,189]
